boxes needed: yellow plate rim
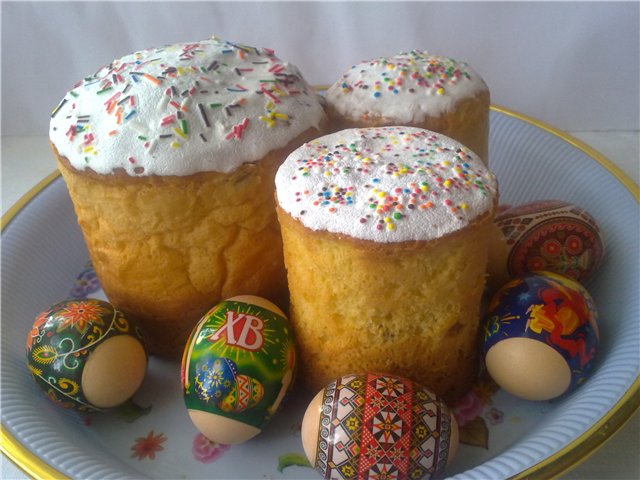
[1,105,638,479]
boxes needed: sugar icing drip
[275,126,497,243]
[49,37,326,176]
[325,51,487,124]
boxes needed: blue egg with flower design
[483,271,599,401]
[26,298,147,412]
[194,357,238,403]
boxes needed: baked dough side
[327,90,490,165]
[277,206,494,402]
[54,126,323,358]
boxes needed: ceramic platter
[2,107,639,479]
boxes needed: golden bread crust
[54,126,324,357]
[327,89,490,164]
[277,206,494,401]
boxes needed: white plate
[2,107,639,480]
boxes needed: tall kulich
[49,37,327,357]
[275,127,499,401]
[325,51,490,165]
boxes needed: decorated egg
[26,298,147,412]
[301,373,459,480]
[181,295,296,444]
[483,272,599,401]
[495,200,604,282]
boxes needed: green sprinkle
[96,87,113,95]
[393,212,403,220]
[209,103,222,108]
[181,119,189,135]
[138,135,148,141]
[69,91,79,98]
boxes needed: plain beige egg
[485,337,571,401]
[81,335,147,408]
[188,411,261,445]
[300,389,323,465]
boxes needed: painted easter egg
[26,298,147,412]
[495,200,604,282]
[181,295,296,445]
[483,271,599,401]
[301,373,459,480]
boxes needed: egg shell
[301,372,458,480]
[495,200,605,282]
[26,298,147,412]
[181,295,296,444]
[483,272,599,401]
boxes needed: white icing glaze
[49,37,326,176]
[275,127,497,243]
[325,51,487,124]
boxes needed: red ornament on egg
[495,200,604,282]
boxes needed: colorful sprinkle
[275,127,497,242]
[49,38,324,177]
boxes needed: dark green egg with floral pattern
[181,295,297,444]
[26,298,147,412]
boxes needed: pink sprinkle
[225,118,249,140]
[66,125,76,140]
[260,85,280,103]
[103,91,122,106]
[161,114,176,126]
[128,156,136,164]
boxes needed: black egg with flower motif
[26,298,147,412]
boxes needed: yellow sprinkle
[437,88,445,95]
[324,171,331,177]
[173,127,187,139]
[83,146,94,153]
[171,142,181,148]
[259,116,275,127]
[384,217,392,223]
[377,191,386,198]
[266,101,274,110]
[177,67,185,76]
[461,203,468,210]
[274,113,289,120]
[387,223,395,231]
[442,160,450,167]
[420,185,428,192]
[444,180,452,188]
